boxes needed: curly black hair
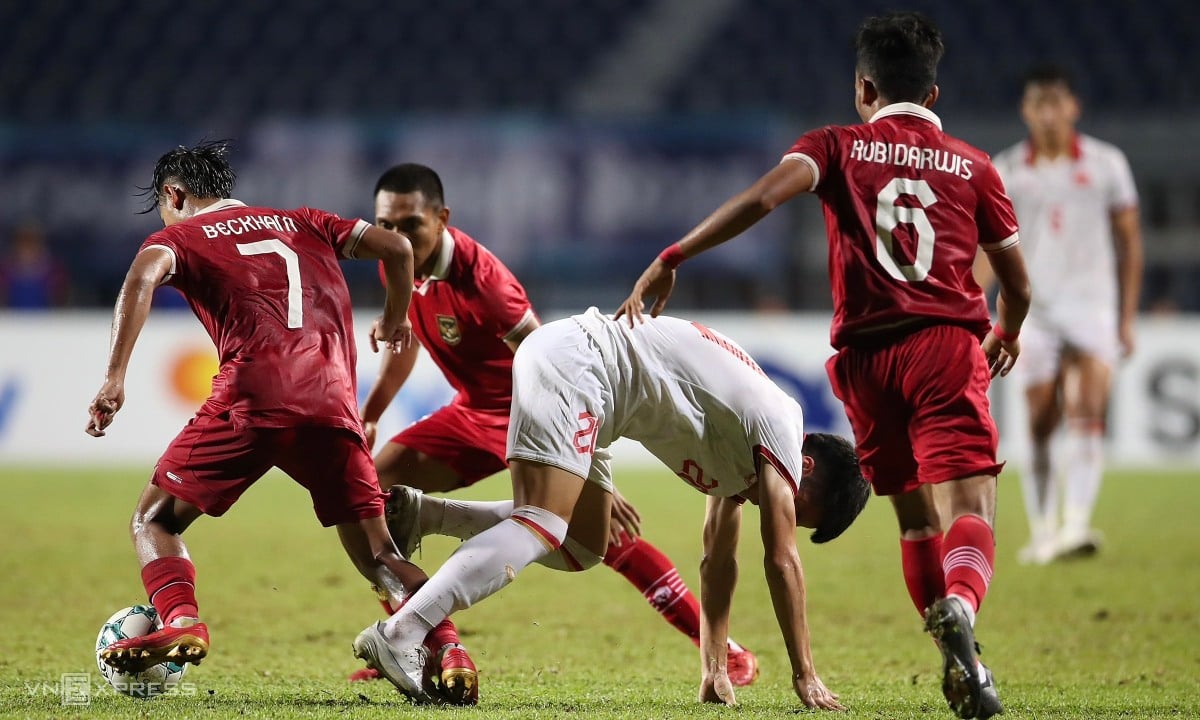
[802,433,871,544]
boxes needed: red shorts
[389,402,509,487]
[153,410,385,527]
[826,324,1004,496]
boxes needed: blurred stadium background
[1,0,1197,469]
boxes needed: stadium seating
[0,0,1195,123]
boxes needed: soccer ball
[95,605,188,699]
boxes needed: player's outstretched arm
[356,226,415,353]
[1112,206,1143,357]
[359,339,420,449]
[615,159,815,325]
[698,495,742,706]
[756,460,844,711]
[85,248,173,437]
[981,243,1032,378]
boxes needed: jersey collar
[1024,133,1083,165]
[193,198,247,216]
[868,102,943,130]
[426,228,455,281]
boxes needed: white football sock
[383,505,567,647]
[421,497,514,541]
[1020,438,1059,548]
[1062,424,1104,536]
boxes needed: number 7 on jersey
[236,239,303,328]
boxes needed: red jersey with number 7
[783,102,1019,349]
[138,199,371,432]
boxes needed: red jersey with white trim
[380,226,536,412]
[140,199,370,432]
[784,102,1019,349]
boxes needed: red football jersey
[379,226,536,412]
[784,103,1019,349]
[141,199,370,432]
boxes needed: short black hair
[373,163,445,208]
[802,433,870,544]
[140,140,236,213]
[1023,63,1075,93]
[855,12,945,104]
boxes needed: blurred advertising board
[0,312,1196,470]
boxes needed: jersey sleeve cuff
[342,219,371,259]
[980,232,1020,254]
[780,152,821,192]
[502,308,538,343]
[142,244,178,282]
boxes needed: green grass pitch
[1,465,1197,718]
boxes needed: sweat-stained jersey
[784,102,1020,349]
[140,199,369,432]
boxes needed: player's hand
[608,489,642,545]
[793,672,844,711]
[699,663,736,706]
[370,315,413,353]
[981,331,1020,379]
[614,259,675,327]
[1119,318,1136,358]
[85,380,125,437]
[362,420,378,450]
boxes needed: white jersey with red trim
[994,134,1138,321]
[571,308,807,498]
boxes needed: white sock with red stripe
[1062,422,1104,538]
[382,505,567,647]
[942,514,995,618]
[422,497,515,541]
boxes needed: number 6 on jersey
[876,177,936,283]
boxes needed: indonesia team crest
[437,315,462,345]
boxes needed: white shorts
[506,319,615,493]
[1018,310,1118,387]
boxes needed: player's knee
[538,536,603,572]
[510,505,569,548]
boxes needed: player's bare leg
[1021,377,1063,564]
[1057,350,1112,558]
[102,484,209,673]
[375,442,464,494]
[904,475,1002,720]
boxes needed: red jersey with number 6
[139,199,371,432]
[783,102,1019,349]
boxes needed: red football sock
[900,534,945,616]
[942,515,995,613]
[424,618,461,651]
[604,533,701,643]
[141,556,198,627]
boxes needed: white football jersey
[571,308,807,497]
[994,134,1137,322]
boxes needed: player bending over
[351,164,760,692]
[86,142,464,701]
[616,13,1030,720]
[351,309,869,710]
